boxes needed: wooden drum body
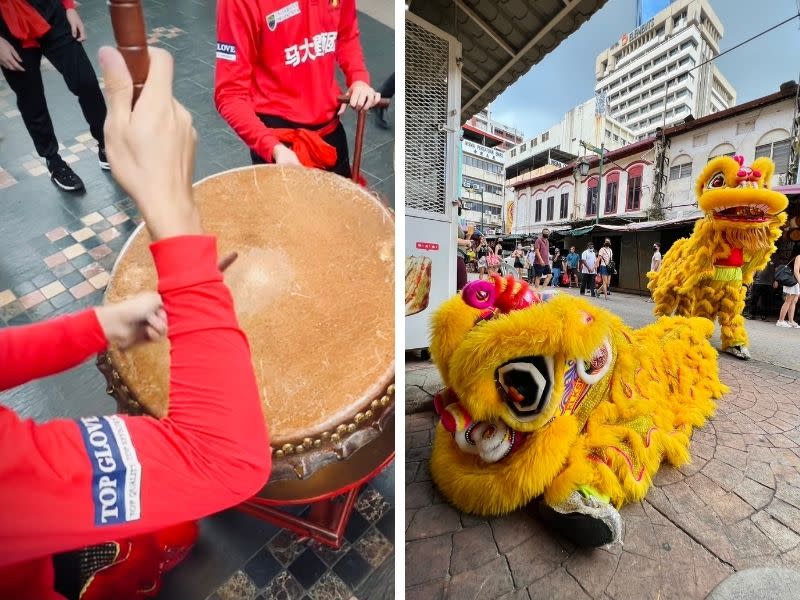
[98,166,395,488]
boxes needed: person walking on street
[551,247,562,287]
[566,246,579,288]
[647,243,662,302]
[532,228,551,290]
[526,244,536,283]
[0,0,109,192]
[580,241,597,297]
[512,244,525,279]
[776,253,800,328]
[476,236,489,280]
[598,238,613,300]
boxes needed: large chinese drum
[98,165,395,490]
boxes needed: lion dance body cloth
[648,155,788,360]
[429,275,726,546]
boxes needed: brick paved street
[405,289,800,599]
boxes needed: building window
[626,175,642,210]
[559,192,569,219]
[546,196,555,221]
[541,132,549,142]
[586,182,599,217]
[755,139,791,174]
[520,144,526,152]
[511,149,516,157]
[605,180,618,213]
[669,163,692,180]
[535,198,542,222]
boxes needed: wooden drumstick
[336,96,390,183]
[108,0,150,105]
[218,252,238,273]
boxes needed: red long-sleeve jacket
[0,0,75,48]
[214,0,370,161]
[0,236,271,599]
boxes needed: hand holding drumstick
[94,46,238,349]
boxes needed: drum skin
[100,166,395,480]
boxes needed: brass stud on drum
[281,443,294,455]
[354,412,365,424]
[275,449,284,458]
[370,399,380,410]
[387,384,395,395]
[380,395,390,406]
[365,410,374,419]
[303,437,313,447]
[295,444,305,453]
[321,431,331,440]
[347,423,356,433]
[336,424,347,434]
[313,439,322,447]
[330,433,340,443]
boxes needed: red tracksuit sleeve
[62,0,75,9]
[0,310,106,391]
[214,0,281,162]
[0,235,270,567]
[337,0,369,87]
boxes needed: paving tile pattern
[207,480,395,600]
[405,359,800,600]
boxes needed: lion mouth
[495,356,554,422]
[712,204,769,223]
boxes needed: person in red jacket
[0,46,271,599]
[0,0,108,192]
[214,0,381,178]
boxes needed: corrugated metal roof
[409,0,610,122]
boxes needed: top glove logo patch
[267,1,301,31]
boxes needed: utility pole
[579,140,605,225]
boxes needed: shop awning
[408,0,610,122]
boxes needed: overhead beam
[463,73,480,90]
[462,0,582,113]
[454,0,515,57]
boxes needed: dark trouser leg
[379,73,395,99]
[456,257,467,292]
[589,274,596,296]
[752,285,771,318]
[1,46,59,159]
[580,273,587,295]
[39,10,107,148]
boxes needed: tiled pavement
[0,0,395,598]
[405,350,800,599]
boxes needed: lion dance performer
[428,275,726,547]
[648,155,788,360]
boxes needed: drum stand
[236,447,393,549]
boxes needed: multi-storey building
[460,107,522,235]
[463,106,525,150]
[505,97,637,186]
[509,83,798,234]
[595,0,736,140]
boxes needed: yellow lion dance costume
[429,275,726,546]
[648,155,787,360]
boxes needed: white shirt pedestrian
[581,248,597,274]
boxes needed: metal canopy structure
[408,0,610,122]
[505,147,577,179]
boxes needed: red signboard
[416,242,440,251]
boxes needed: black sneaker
[98,146,110,170]
[47,156,84,192]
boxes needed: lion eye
[707,173,725,189]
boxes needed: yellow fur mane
[648,156,787,349]
[429,293,726,516]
